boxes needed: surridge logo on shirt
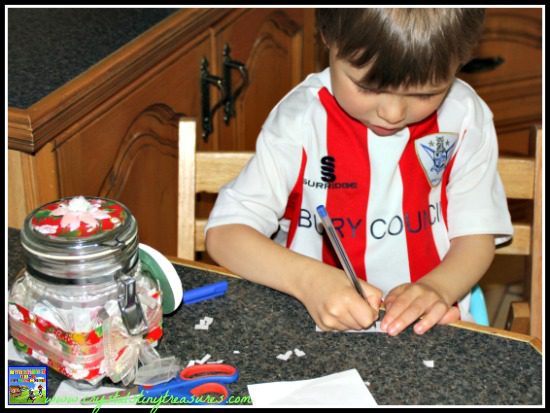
[320,156,336,182]
[303,155,358,190]
[415,133,459,187]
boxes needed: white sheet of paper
[247,368,377,407]
[315,321,383,333]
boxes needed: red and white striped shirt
[206,68,513,320]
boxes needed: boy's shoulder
[258,70,329,144]
[445,78,492,112]
[440,77,494,122]
[448,77,480,98]
[266,70,328,121]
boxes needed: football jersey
[205,68,513,321]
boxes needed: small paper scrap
[199,353,211,364]
[276,350,293,361]
[422,360,434,368]
[187,353,221,367]
[194,316,214,330]
[294,348,306,357]
[277,348,305,361]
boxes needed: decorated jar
[8,196,182,388]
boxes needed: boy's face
[329,48,457,136]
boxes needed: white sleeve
[446,103,513,246]
[205,102,305,237]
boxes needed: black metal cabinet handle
[199,45,249,142]
[222,44,249,124]
[200,58,225,142]
[459,56,505,74]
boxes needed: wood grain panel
[498,157,535,199]
[7,141,59,228]
[98,104,182,255]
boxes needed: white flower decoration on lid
[51,196,111,232]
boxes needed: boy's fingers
[380,291,415,331]
[359,281,383,311]
[328,313,366,331]
[385,299,428,336]
[350,301,379,329]
[316,314,349,331]
[318,303,364,331]
[413,302,449,335]
[324,295,378,331]
[382,284,407,311]
[438,306,461,324]
[364,292,382,311]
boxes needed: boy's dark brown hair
[316,8,486,89]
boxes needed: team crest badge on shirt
[415,133,459,187]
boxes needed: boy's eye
[414,94,436,101]
[356,84,380,94]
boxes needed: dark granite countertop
[6,228,543,405]
[8,8,179,108]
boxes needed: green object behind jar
[139,243,182,315]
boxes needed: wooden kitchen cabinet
[8,8,317,257]
[457,8,542,156]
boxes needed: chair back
[177,118,254,260]
[497,125,542,340]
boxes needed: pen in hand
[316,205,377,309]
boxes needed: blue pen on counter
[316,205,369,301]
[183,280,229,305]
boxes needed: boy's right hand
[298,267,383,331]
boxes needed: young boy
[205,9,513,336]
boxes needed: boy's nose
[376,96,406,126]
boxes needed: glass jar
[8,196,167,388]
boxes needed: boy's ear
[319,32,329,49]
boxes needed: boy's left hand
[380,282,460,336]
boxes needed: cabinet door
[457,8,542,155]
[55,37,211,256]
[212,8,315,151]
[54,8,317,257]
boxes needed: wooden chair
[177,118,254,261]
[498,125,542,341]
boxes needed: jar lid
[26,196,129,240]
[21,196,138,283]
